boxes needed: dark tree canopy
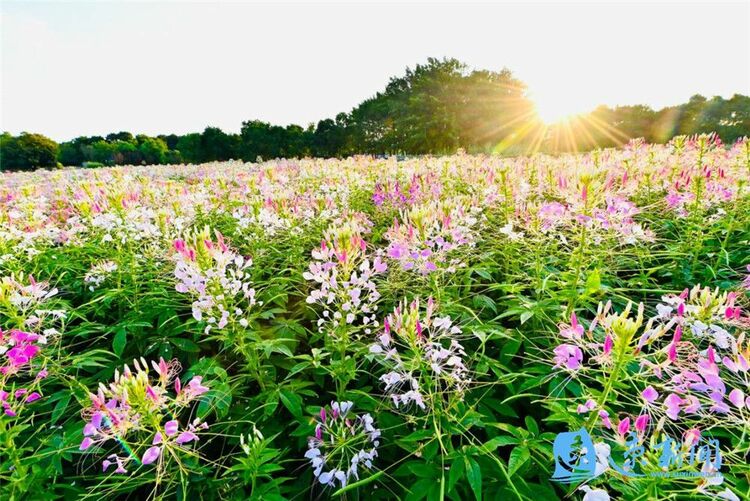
[1,132,59,171]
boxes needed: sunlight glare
[531,88,592,125]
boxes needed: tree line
[2,58,749,171]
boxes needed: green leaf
[524,416,539,436]
[508,446,530,476]
[112,328,127,357]
[519,310,533,324]
[270,343,294,358]
[465,457,482,501]
[584,268,601,296]
[51,393,71,424]
[479,435,519,453]
[170,338,200,352]
[279,390,303,418]
[448,458,465,493]
[474,268,492,280]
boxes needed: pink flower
[617,417,630,436]
[559,312,584,339]
[80,437,94,450]
[634,414,649,433]
[142,446,161,465]
[683,395,702,414]
[176,431,198,444]
[728,389,745,409]
[599,410,612,429]
[553,344,583,370]
[723,354,749,373]
[576,399,597,414]
[373,256,387,273]
[667,325,682,362]
[25,392,40,404]
[165,420,179,437]
[664,393,683,420]
[602,334,613,356]
[641,386,659,403]
[725,307,741,320]
[184,376,209,398]
[683,428,701,447]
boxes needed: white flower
[716,488,740,501]
[578,485,610,501]
[594,442,610,477]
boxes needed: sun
[535,101,581,125]
[530,89,591,125]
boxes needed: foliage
[1,132,59,171]
[0,134,748,500]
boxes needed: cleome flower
[173,227,257,334]
[84,260,118,291]
[303,216,386,338]
[370,298,470,412]
[305,401,380,489]
[79,357,210,474]
[0,274,59,320]
[384,198,481,274]
[0,275,61,417]
[651,285,744,350]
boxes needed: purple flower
[388,243,407,260]
[553,344,583,370]
[185,376,209,397]
[80,437,93,450]
[176,431,198,444]
[25,392,41,403]
[635,414,649,433]
[141,446,161,465]
[664,393,683,420]
[641,386,659,403]
[617,417,630,436]
[373,257,387,273]
[165,419,179,437]
[728,389,745,408]
[576,399,597,414]
[709,392,730,414]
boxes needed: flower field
[1,133,749,500]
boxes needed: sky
[1,0,749,142]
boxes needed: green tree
[138,136,168,164]
[1,132,59,171]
